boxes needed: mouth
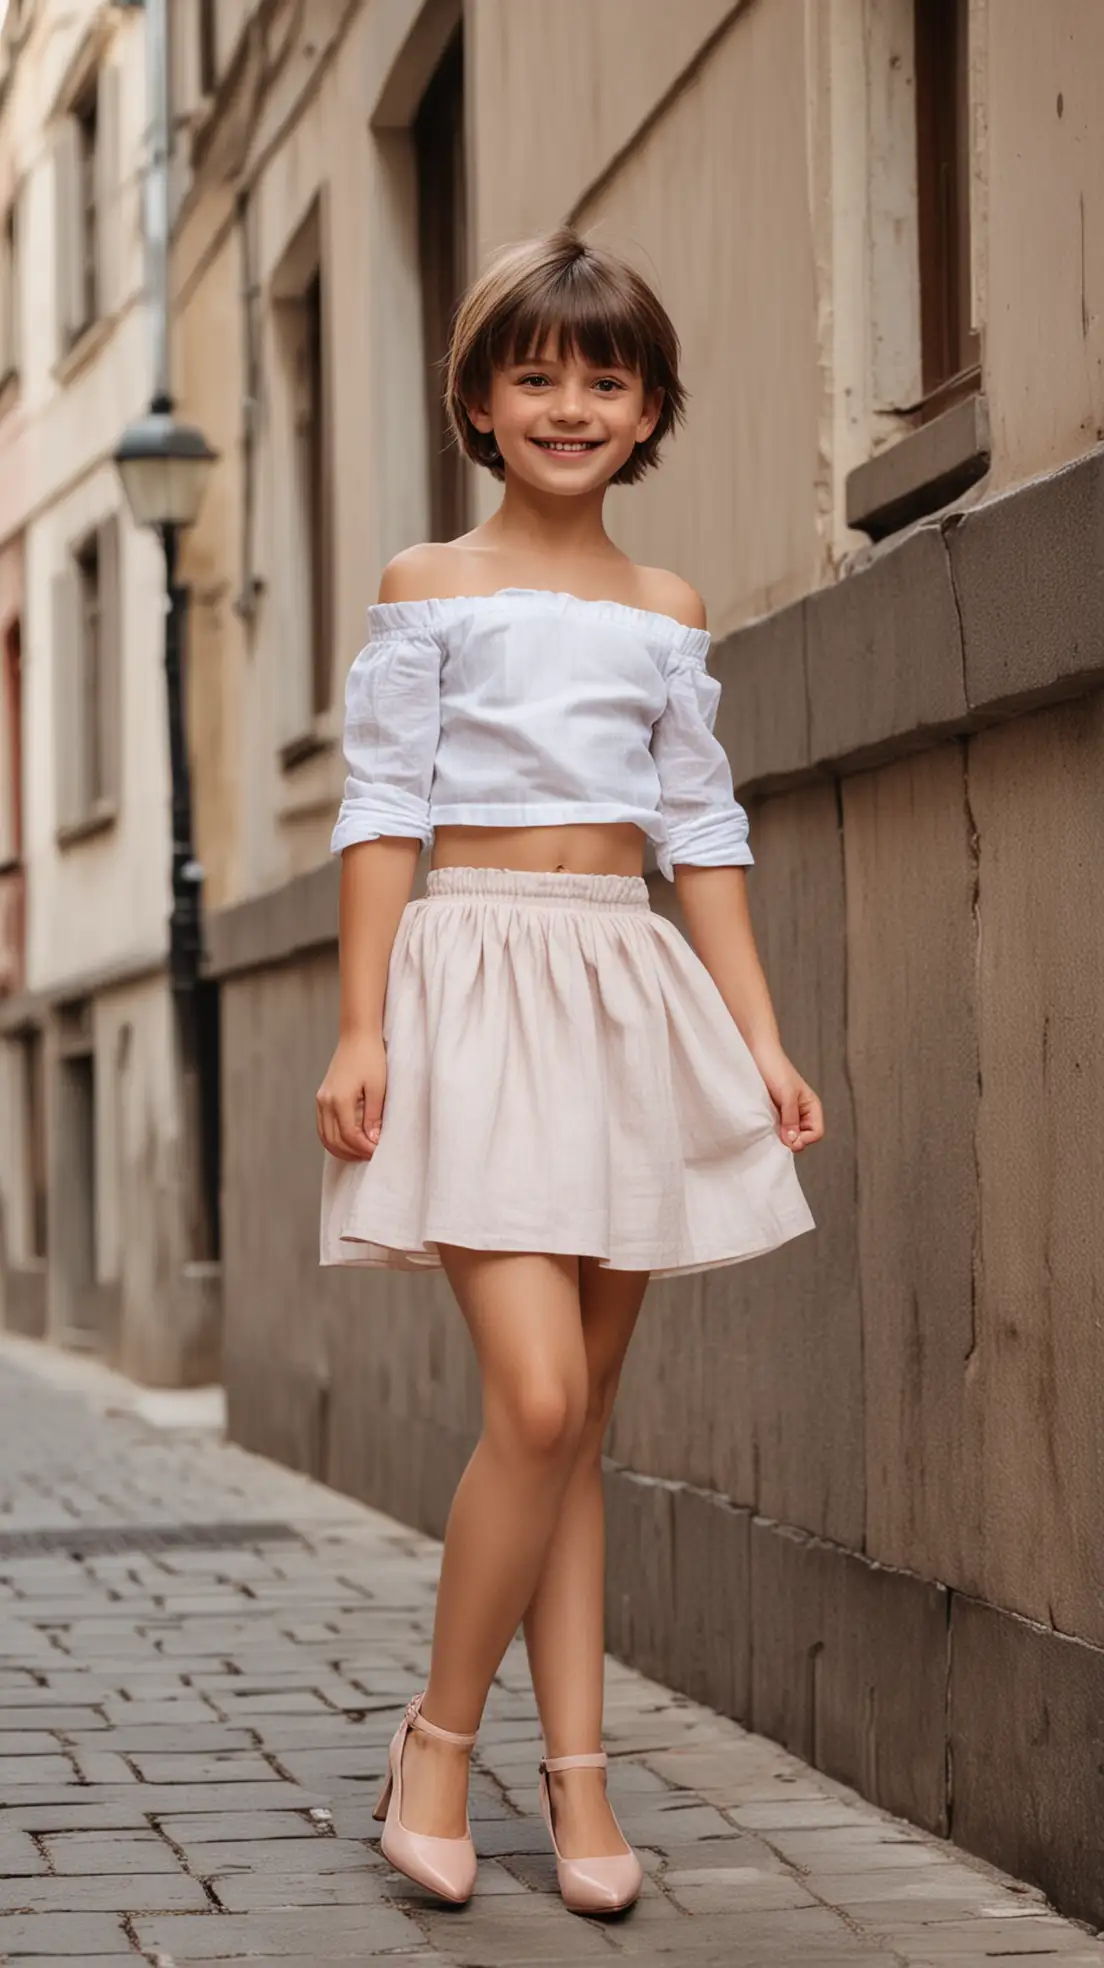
[529,438,605,456]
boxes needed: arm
[317,839,420,1161]
[316,568,441,1161]
[673,865,823,1151]
[648,585,824,1152]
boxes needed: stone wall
[212,443,1104,1930]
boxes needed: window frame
[271,197,336,769]
[54,515,122,845]
[413,26,467,544]
[914,0,980,418]
[0,197,19,395]
[198,0,218,97]
[73,76,99,340]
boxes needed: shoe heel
[372,1771,393,1822]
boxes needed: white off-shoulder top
[330,588,753,882]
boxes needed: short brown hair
[446,228,687,487]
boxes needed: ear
[636,387,664,445]
[466,395,495,436]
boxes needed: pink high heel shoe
[538,1750,643,1914]
[372,1692,478,1904]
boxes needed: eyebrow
[506,355,635,373]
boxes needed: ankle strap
[540,1750,608,1773]
[404,1692,477,1749]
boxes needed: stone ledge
[845,392,991,540]
[948,444,1104,714]
[718,441,1104,798]
[206,862,341,981]
[805,523,967,770]
[208,856,440,981]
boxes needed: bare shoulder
[377,542,471,604]
[634,565,708,631]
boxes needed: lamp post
[114,392,219,1250]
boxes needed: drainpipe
[142,0,171,402]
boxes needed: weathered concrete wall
[212,443,1104,1929]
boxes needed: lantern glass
[114,413,218,531]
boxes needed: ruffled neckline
[365,587,711,660]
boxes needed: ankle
[416,1694,479,1746]
[407,1726,472,1765]
[549,1764,606,1789]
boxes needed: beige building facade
[0,0,218,1382]
[1,0,1098,1921]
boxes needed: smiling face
[447,229,687,488]
[467,340,662,498]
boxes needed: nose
[551,378,589,424]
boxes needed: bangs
[494,272,656,385]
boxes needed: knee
[497,1374,587,1465]
[578,1362,621,1458]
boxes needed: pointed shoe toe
[373,1693,478,1906]
[554,1849,644,1915]
[538,1749,643,1916]
[380,1819,478,1904]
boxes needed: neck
[486,470,617,560]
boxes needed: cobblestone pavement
[1,1338,1102,1967]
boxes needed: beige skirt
[320,868,815,1278]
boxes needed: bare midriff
[431,822,646,878]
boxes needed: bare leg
[523,1260,650,1858]
[398,1246,589,1839]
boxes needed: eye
[517,372,551,388]
[592,377,627,393]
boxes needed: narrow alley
[0,1338,1099,1968]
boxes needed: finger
[317,1102,353,1161]
[335,1093,376,1160]
[779,1087,801,1150]
[796,1092,825,1147]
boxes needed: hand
[753,1045,825,1153]
[316,1031,387,1162]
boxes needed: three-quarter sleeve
[330,625,442,855]
[651,650,754,882]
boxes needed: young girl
[317,228,822,1916]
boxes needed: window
[300,271,329,720]
[76,536,107,807]
[53,515,121,838]
[914,0,978,413]
[414,28,467,541]
[54,59,119,356]
[74,81,98,334]
[0,198,18,389]
[0,620,20,868]
[57,1043,98,1339]
[844,0,987,539]
[0,620,24,997]
[199,0,218,96]
[20,1028,47,1263]
[272,200,333,752]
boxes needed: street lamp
[114,393,218,533]
[114,389,219,1254]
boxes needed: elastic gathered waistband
[424,867,651,910]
